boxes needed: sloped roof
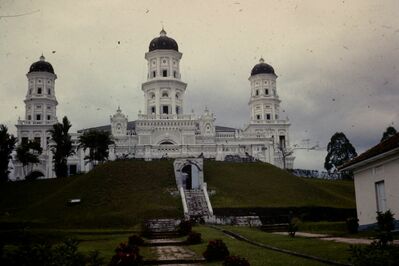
[340,132,399,170]
[77,121,136,133]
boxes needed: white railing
[137,114,195,120]
[17,119,58,125]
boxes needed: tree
[324,132,357,178]
[381,126,397,142]
[0,125,17,182]
[79,130,113,166]
[277,145,293,170]
[50,116,74,177]
[16,140,43,179]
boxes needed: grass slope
[204,161,355,208]
[0,160,181,228]
[0,160,354,228]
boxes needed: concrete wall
[354,153,399,228]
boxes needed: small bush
[376,210,395,246]
[86,250,105,266]
[186,231,202,244]
[203,239,229,261]
[288,217,300,237]
[350,242,399,266]
[128,235,144,246]
[223,255,250,266]
[377,210,395,232]
[109,242,142,266]
[346,217,359,234]
[178,220,192,235]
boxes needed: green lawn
[204,161,355,208]
[0,160,355,228]
[188,226,327,266]
[221,225,353,264]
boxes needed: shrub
[346,217,359,234]
[109,242,143,266]
[128,235,144,247]
[203,239,229,261]
[86,250,105,266]
[350,242,399,266]
[376,210,395,246]
[288,217,300,237]
[0,238,91,266]
[186,231,202,244]
[377,210,395,232]
[178,219,192,235]
[223,255,250,266]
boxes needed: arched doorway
[181,164,192,189]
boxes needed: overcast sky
[1,0,398,170]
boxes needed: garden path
[273,232,399,245]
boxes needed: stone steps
[184,189,209,217]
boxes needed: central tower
[142,29,187,117]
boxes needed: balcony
[17,119,58,125]
[138,114,195,120]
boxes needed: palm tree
[0,125,17,182]
[16,140,42,179]
[79,130,113,166]
[50,116,74,177]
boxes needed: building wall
[354,153,399,228]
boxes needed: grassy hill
[0,160,355,228]
[204,161,355,208]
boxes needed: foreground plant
[203,239,229,261]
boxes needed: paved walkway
[151,245,198,260]
[273,232,399,245]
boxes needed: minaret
[16,55,58,149]
[248,58,280,122]
[141,28,187,116]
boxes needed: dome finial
[160,23,167,37]
[259,57,264,63]
[40,54,45,61]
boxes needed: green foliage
[186,231,202,244]
[128,235,144,246]
[381,126,397,142]
[350,242,399,266]
[350,210,398,266]
[324,132,357,178]
[376,210,395,246]
[0,125,17,182]
[109,242,142,266]
[0,238,102,266]
[288,217,300,237]
[178,219,192,235]
[346,217,359,234]
[203,239,230,261]
[16,139,43,179]
[223,255,250,266]
[79,130,113,166]
[50,116,74,177]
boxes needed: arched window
[255,90,259,96]
[265,89,269,95]
[150,92,155,99]
[162,92,169,98]
[162,70,168,77]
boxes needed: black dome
[149,29,179,52]
[29,55,55,74]
[251,58,275,76]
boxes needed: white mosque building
[12,29,294,179]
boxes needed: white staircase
[184,189,210,217]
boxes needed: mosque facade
[12,29,294,179]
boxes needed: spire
[160,27,167,37]
[259,57,265,63]
[40,54,45,61]
[117,106,121,113]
